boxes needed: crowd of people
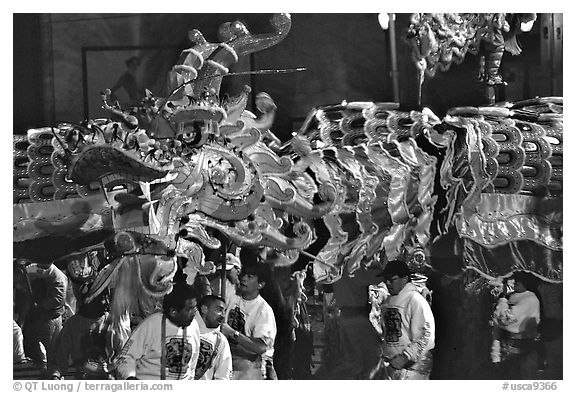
[13,250,287,380]
[13,246,544,380]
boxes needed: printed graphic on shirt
[228,306,246,334]
[165,337,192,375]
[195,338,215,378]
[384,307,402,342]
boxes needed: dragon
[13,13,296,353]
[13,14,562,364]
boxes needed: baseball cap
[511,270,534,286]
[216,253,242,271]
[377,260,412,278]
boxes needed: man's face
[81,290,110,317]
[239,273,261,298]
[385,275,408,296]
[201,299,226,329]
[170,298,197,327]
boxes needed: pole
[389,13,400,103]
[394,13,422,107]
[219,234,228,300]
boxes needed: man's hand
[389,353,409,370]
[219,322,235,338]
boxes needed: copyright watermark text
[13,382,173,393]
[501,381,558,391]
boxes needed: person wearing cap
[114,283,201,380]
[209,253,241,307]
[220,261,277,379]
[491,271,540,379]
[378,260,435,380]
[24,259,68,376]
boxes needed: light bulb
[378,13,390,30]
[520,20,535,32]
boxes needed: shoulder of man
[215,331,230,353]
[257,295,274,309]
[255,296,275,316]
[523,291,541,305]
[407,287,432,309]
[187,319,201,343]
[189,318,200,332]
[133,312,162,332]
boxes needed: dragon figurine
[406,13,538,102]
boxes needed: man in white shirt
[194,295,232,379]
[115,283,201,380]
[220,262,277,379]
[379,260,435,380]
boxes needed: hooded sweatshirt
[194,311,232,380]
[381,282,435,373]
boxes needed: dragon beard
[108,254,177,351]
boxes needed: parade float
[13,13,562,379]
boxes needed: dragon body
[13,14,562,359]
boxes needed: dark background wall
[14,14,45,135]
[421,14,563,116]
[13,13,562,138]
[12,13,393,139]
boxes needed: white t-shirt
[194,311,232,380]
[225,294,276,354]
[115,312,200,380]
